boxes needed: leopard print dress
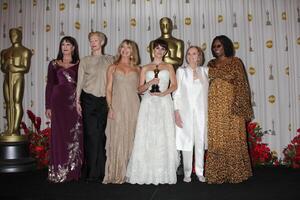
[205,57,253,184]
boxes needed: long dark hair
[153,39,168,51]
[211,35,235,58]
[56,36,80,64]
[152,39,169,60]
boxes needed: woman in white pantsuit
[173,46,209,183]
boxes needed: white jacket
[173,65,209,151]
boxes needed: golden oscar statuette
[150,65,160,93]
[149,17,184,70]
[0,28,35,173]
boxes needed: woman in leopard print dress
[205,35,253,184]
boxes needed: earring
[130,55,133,60]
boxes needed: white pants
[182,115,205,177]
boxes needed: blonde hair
[88,31,106,45]
[114,39,140,66]
[185,46,205,66]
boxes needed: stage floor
[0,166,299,200]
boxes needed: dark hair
[211,35,235,58]
[56,36,80,64]
[153,39,168,51]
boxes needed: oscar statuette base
[0,134,36,173]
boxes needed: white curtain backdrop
[0,0,299,159]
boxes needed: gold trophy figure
[149,17,184,70]
[150,65,160,93]
[0,28,32,142]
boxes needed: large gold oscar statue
[0,28,35,173]
[149,17,184,70]
[0,28,32,142]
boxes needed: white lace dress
[126,70,179,185]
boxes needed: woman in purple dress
[45,36,83,183]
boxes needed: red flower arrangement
[247,122,279,166]
[283,128,300,168]
[20,110,51,169]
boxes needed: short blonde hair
[185,46,205,66]
[88,31,106,45]
[114,39,140,66]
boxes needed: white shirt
[173,65,209,151]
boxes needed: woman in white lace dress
[126,39,179,185]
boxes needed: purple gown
[45,60,83,183]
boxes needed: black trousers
[81,91,108,180]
